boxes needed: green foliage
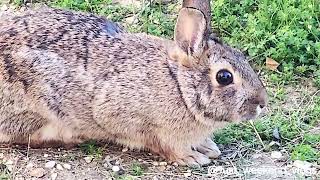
[214,123,257,145]
[115,175,134,180]
[314,70,320,88]
[12,0,24,7]
[212,0,320,74]
[303,133,320,145]
[79,140,103,158]
[51,0,135,22]
[125,3,177,38]
[291,144,319,161]
[130,163,144,176]
[51,0,176,38]
[0,173,9,180]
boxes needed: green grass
[214,84,320,163]
[130,163,144,176]
[291,144,319,162]
[79,140,103,158]
[115,175,135,180]
[50,0,177,38]
[5,0,320,164]
[51,0,136,22]
[212,0,320,76]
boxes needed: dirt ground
[0,3,319,180]
[0,143,319,180]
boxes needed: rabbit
[0,0,267,166]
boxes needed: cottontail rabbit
[0,1,267,165]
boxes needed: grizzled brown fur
[0,2,267,166]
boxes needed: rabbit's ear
[174,8,207,65]
[182,0,212,35]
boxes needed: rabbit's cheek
[212,121,230,129]
[238,104,260,121]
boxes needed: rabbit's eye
[216,69,233,86]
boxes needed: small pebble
[293,160,312,169]
[104,155,111,161]
[271,151,283,159]
[112,166,120,172]
[152,162,159,166]
[0,153,4,159]
[62,163,71,170]
[19,6,26,11]
[84,156,93,163]
[45,161,56,169]
[159,162,167,166]
[51,172,58,180]
[5,160,13,165]
[122,148,128,152]
[138,159,142,162]
[29,168,46,178]
[125,16,138,24]
[252,154,263,159]
[7,165,13,172]
[158,166,166,172]
[14,176,24,180]
[43,154,49,158]
[56,164,63,170]
[103,163,109,168]
[172,162,179,167]
[272,127,281,141]
[184,172,192,177]
[0,5,8,11]
[26,162,34,169]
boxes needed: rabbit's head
[168,0,267,126]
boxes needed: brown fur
[0,2,267,165]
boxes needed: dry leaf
[266,57,279,71]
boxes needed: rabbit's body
[0,3,267,165]
[0,7,218,156]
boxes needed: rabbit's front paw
[195,138,221,159]
[175,149,211,166]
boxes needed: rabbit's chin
[231,105,263,123]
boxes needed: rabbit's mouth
[238,105,264,122]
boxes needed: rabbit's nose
[259,104,265,109]
[251,88,268,109]
[257,88,268,109]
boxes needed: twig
[249,120,266,149]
